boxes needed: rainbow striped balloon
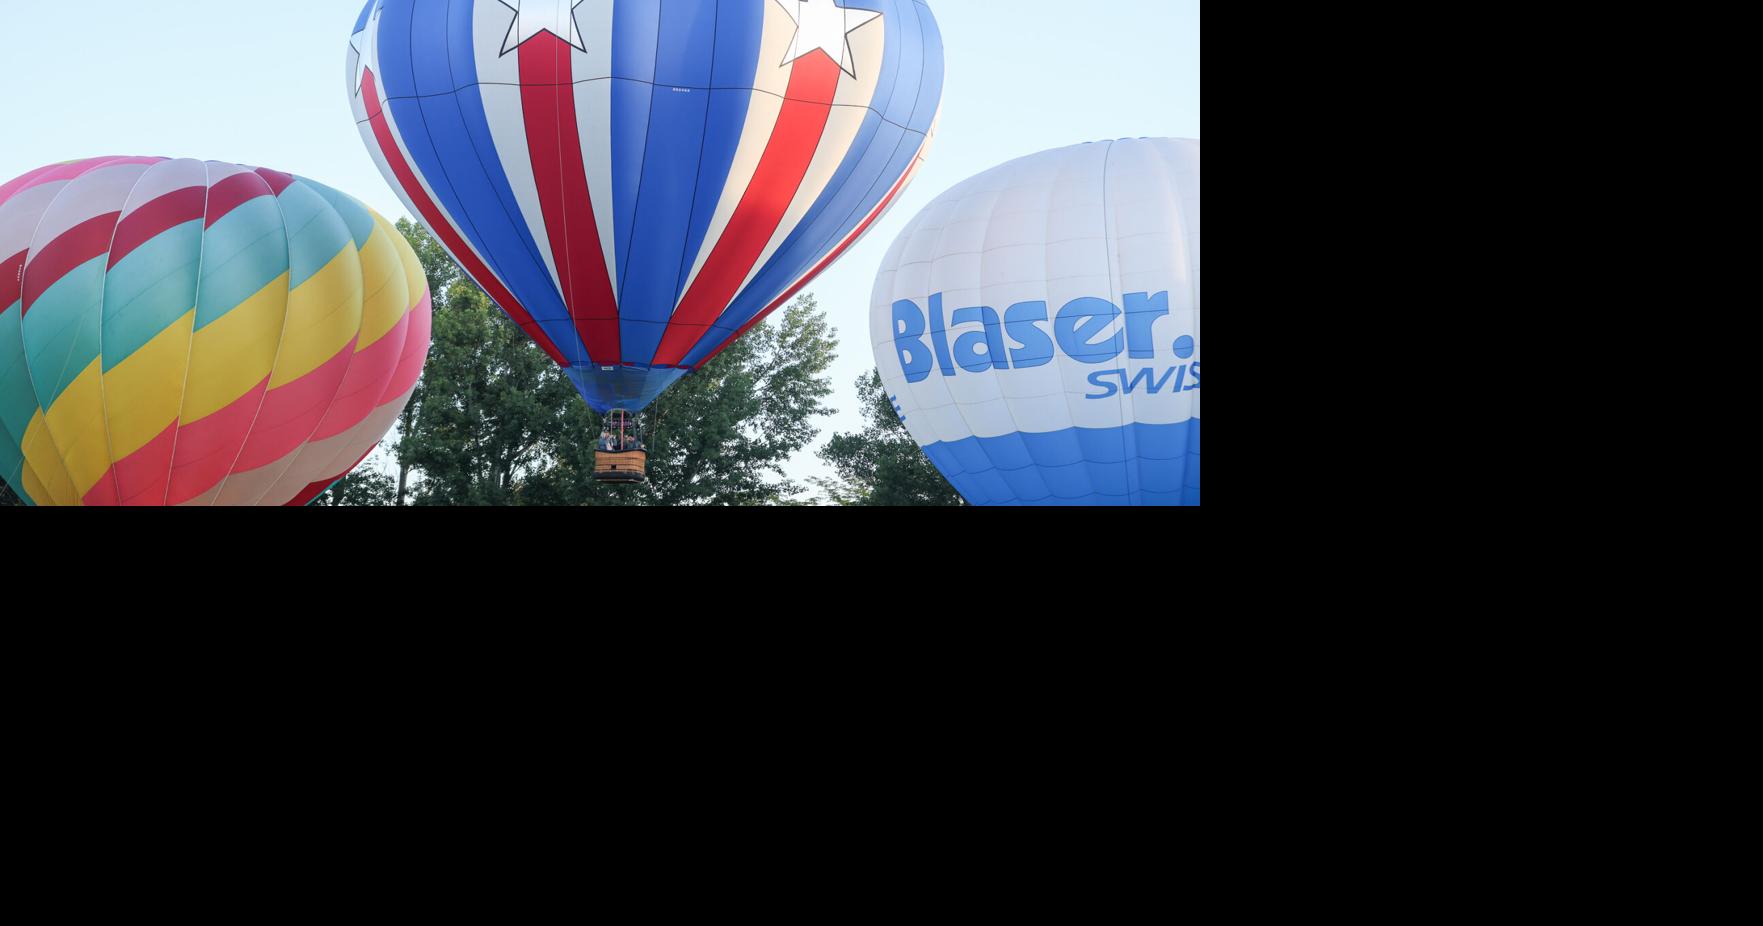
[0,157,433,507]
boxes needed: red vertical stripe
[360,68,568,366]
[651,53,844,367]
[518,35,619,364]
[694,151,921,367]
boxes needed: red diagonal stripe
[254,168,297,196]
[230,338,358,474]
[1,250,25,310]
[206,171,274,228]
[383,291,433,401]
[520,35,619,364]
[83,419,179,507]
[361,68,567,366]
[21,211,122,313]
[166,377,269,505]
[109,186,207,268]
[651,53,843,367]
[283,444,378,508]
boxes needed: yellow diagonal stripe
[270,243,363,388]
[184,272,288,424]
[357,219,410,351]
[103,310,194,458]
[19,452,67,507]
[41,359,110,497]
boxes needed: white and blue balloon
[871,138,1200,506]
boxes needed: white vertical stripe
[571,0,617,78]
[773,127,932,302]
[478,86,564,291]
[674,0,798,297]
[353,44,509,321]
[573,0,619,293]
[714,16,885,312]
[576,80,619,298]
[469,0,565,291]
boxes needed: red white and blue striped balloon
[348,0,944,412]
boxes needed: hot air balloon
[871,138,1201,506]
[0,156,433,507]
[347,0,943,479]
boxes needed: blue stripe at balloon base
[921,419,1201,507]
[566,365,689,414]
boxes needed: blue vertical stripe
[374,0,589,366]
[675,0,764,300]
[610,0,662,288]
[679,0,945,368]
[615,0,723,365]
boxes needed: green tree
[393,218,462,506]
[523,295,838,506]
[399,284,577,506]
[816,370,965,506]
[390,222,839,506]
[308,449,400,507]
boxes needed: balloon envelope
[348,0,943,413]
[871,138,1201,506]
[0,156,433,507]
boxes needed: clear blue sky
[0,0,1200,493]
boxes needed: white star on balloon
[775,0,883,78]
[350,4,384,97]
[498,0,590,56]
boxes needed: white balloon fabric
[871,138,1200,506]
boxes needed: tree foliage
[392,217,463,506]
[380,221,839,506]
[816,370,965,507]
[522,296,837,506]
[308,449,400,507]
[396,282,575,506]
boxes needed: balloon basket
[593,451,648,485]
[594,409,648,485]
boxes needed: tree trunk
[395,401,417,507]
